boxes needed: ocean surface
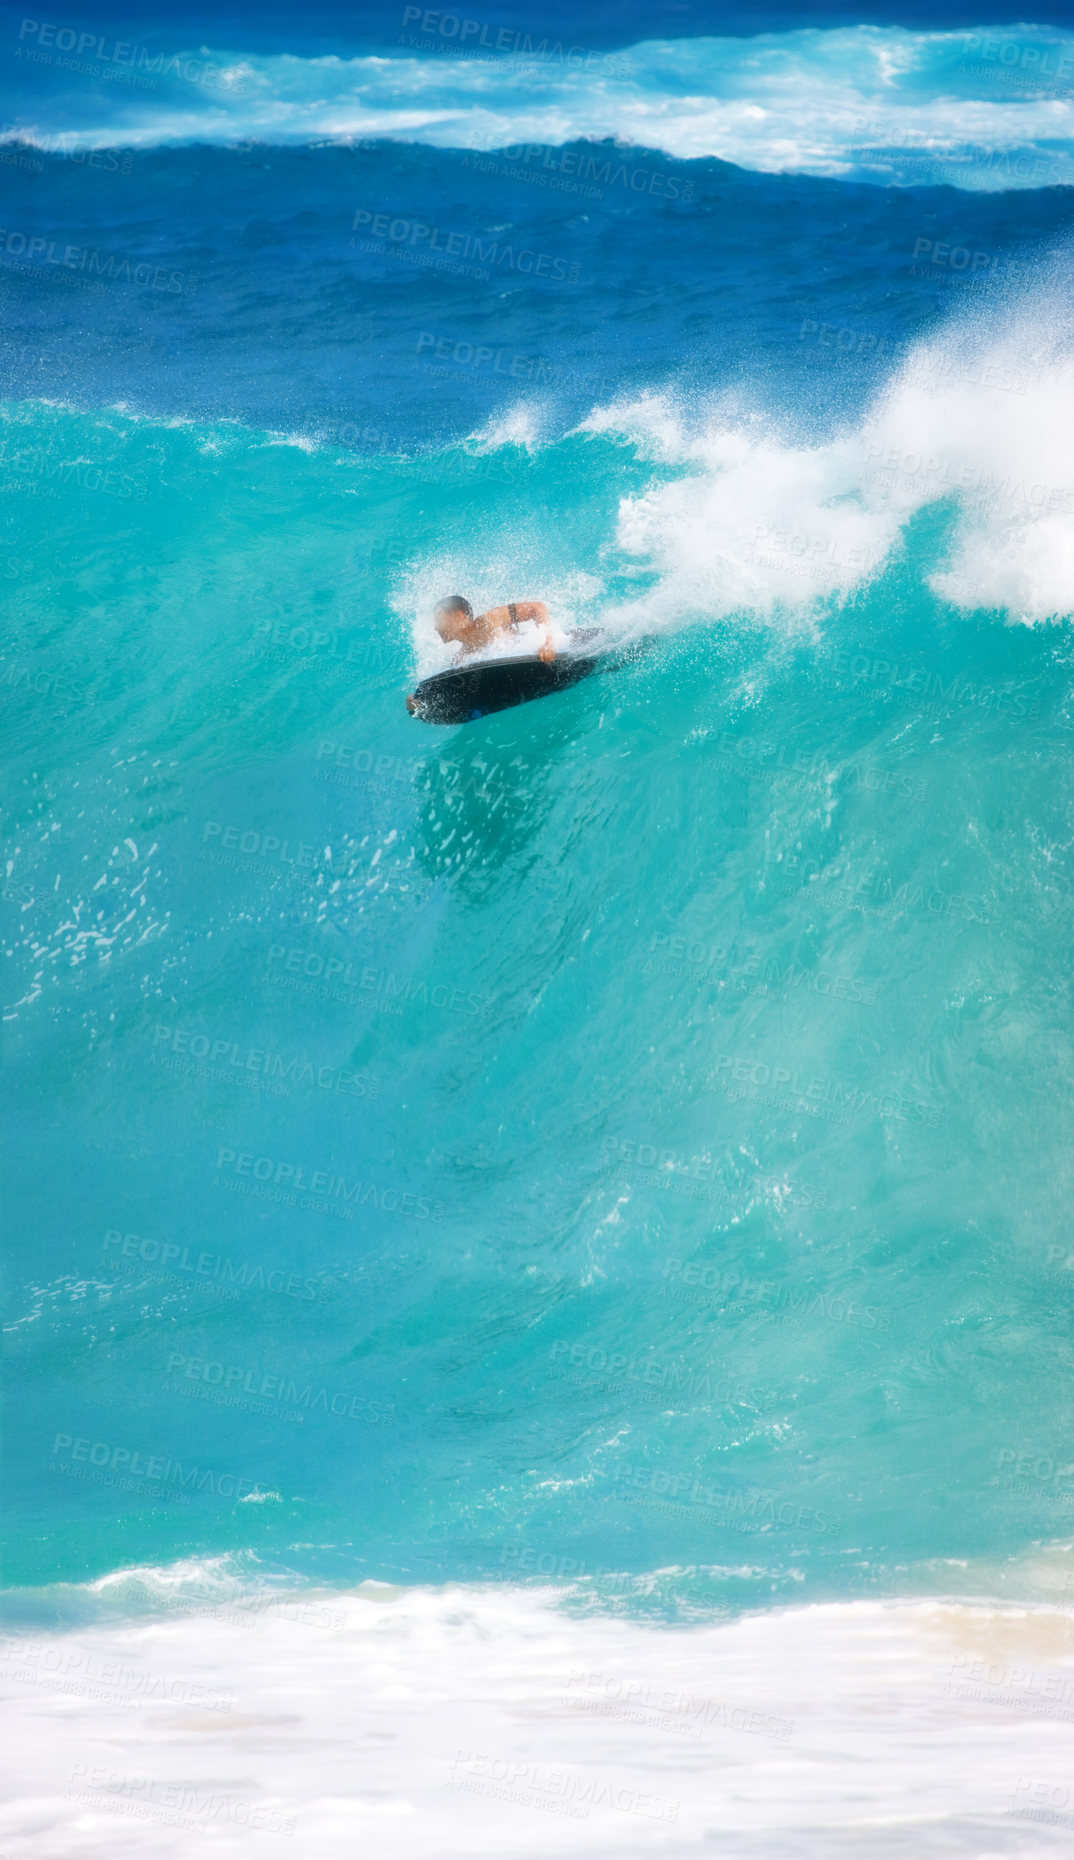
[3,0,1074,1852]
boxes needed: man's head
[434,595,474,644]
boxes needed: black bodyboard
[409,628,607,724]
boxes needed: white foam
[581,280,1074,632]
[391,285,1074,670]
[6,27,1074,188]
[4,1578,1074,1856]
[470,403,546,450]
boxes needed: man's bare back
[434,595,554,662]
[405,594,554,713]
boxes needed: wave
[5,25,1074,188]
[5,326,1074,1635]
[380,276,1074,657]
[4,253,1073,715]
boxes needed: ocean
[3,1,1074,1852]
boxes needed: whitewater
[8,1579,1074,1855]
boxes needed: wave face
[4,22,1074,185]
[5,308,1074,1597]
[4,7,1074,1853]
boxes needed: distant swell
[5,24,1074,188]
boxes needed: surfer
[437,594,555,661]
[405,595,555,713]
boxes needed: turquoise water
[6,356,1074,1608]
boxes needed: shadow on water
[408,638,659,901]
[405,632,662,907]
[410,702,590,903]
